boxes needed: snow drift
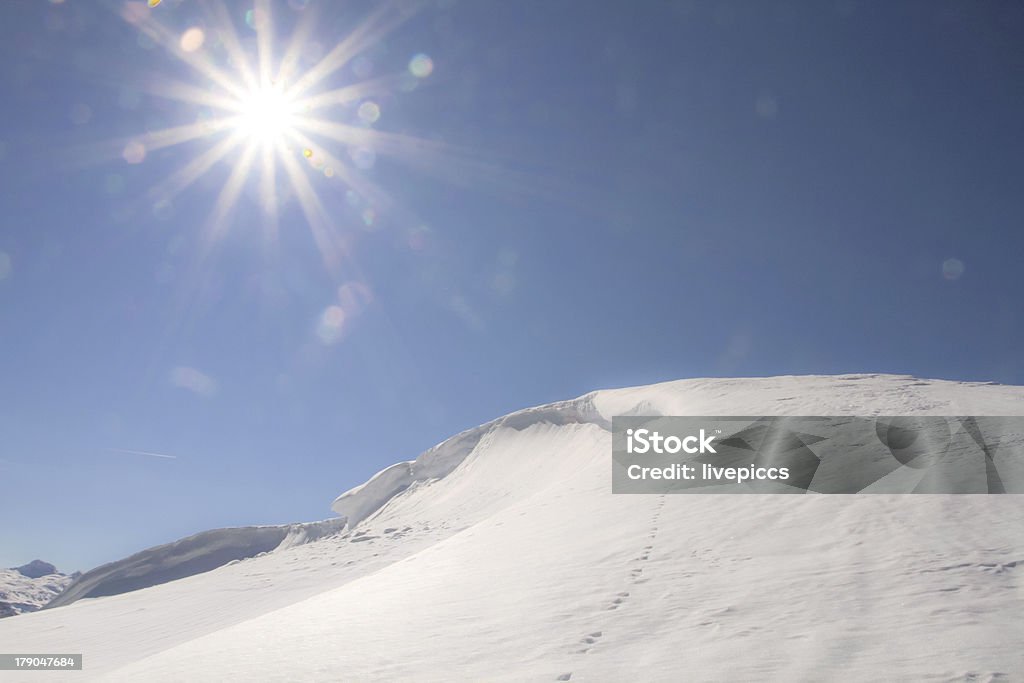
[330,394,608,527]
[2,375,1022,681]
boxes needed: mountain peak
[14,560,59,579]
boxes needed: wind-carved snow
[331,393,608,527]
[2,374,1023,681]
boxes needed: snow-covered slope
[46,519,344,609]
[0,561,74,617]
[2,375,1023,681]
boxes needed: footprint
[556,674,572,681]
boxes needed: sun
[235,84,297,146]
[97,0,442,270]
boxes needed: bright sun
[236,85,297,145]
[107,1,438,266]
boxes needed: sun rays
[104,0,433,266]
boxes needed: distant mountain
[0,560,74,617]
[15,559,58,579]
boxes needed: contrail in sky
[106,448,179,460]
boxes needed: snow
[0,563,73,617]
[1,374,1022,681]
[330,392,606,526]
[47,519,345,609]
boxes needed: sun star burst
[103,0,438,269]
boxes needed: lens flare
[317,305,346,344]
[408,53,433,78]
[357,101,380,124]
[942,258,965,281]
[179,27,205,53]
[122,140,146,164]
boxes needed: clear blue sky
[1,0,1021,571]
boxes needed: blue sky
[1,0,1022,571]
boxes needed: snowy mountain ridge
[332,390,609,527]
[46,518,345,610]
[330,373,1015,529]
[2,374,1022,681]
[0,561,75,618]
